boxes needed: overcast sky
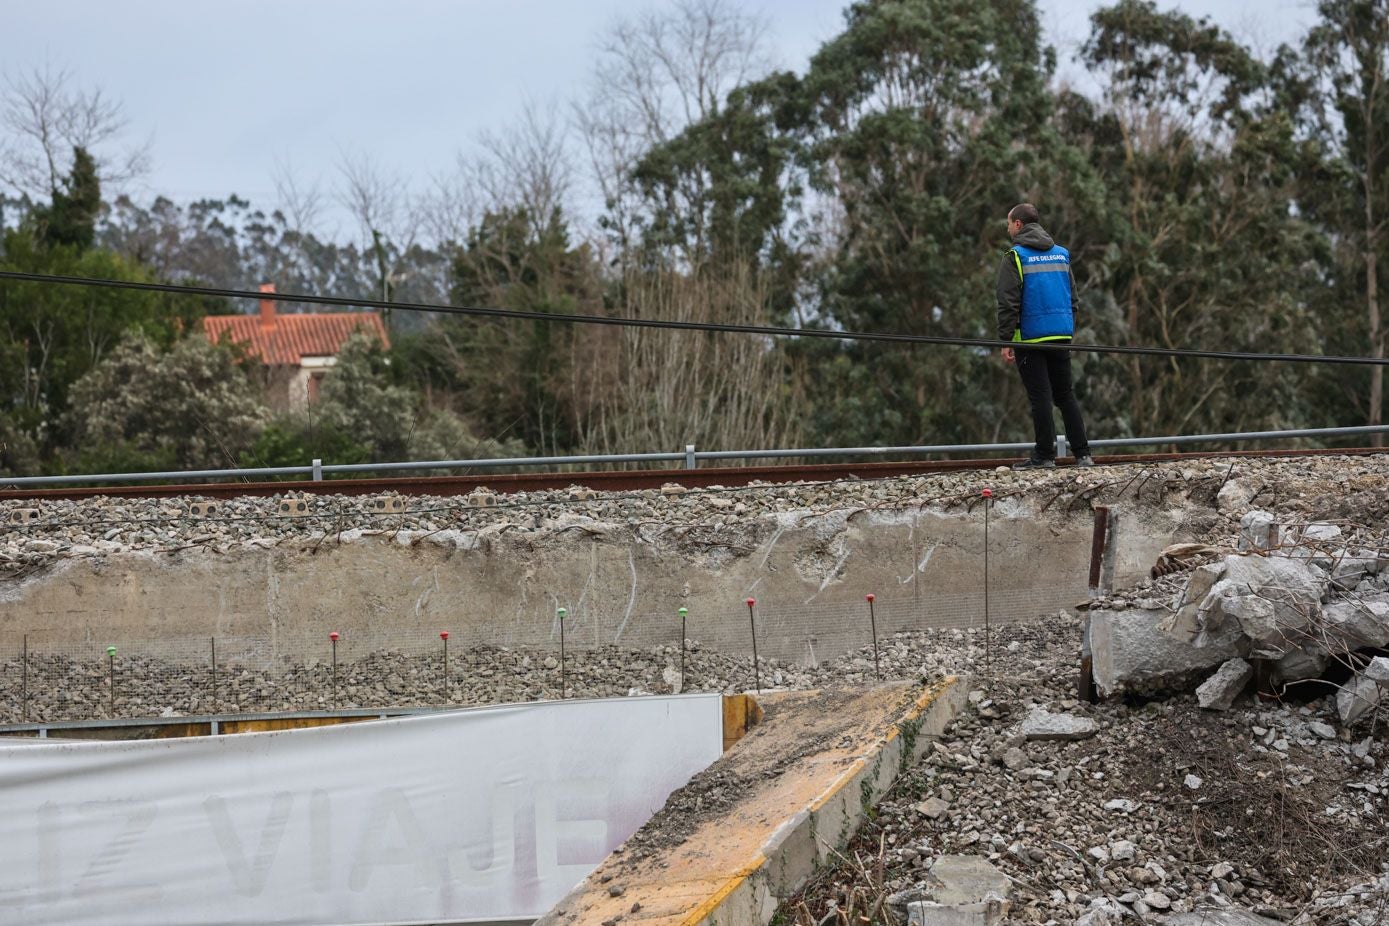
[5,0,1320,236]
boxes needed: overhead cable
[0,269,1384,366]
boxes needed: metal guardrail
[2,425,1387,488]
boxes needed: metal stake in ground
[556,608,568,699]
[865,594,882,680]
[22,634,28,723]
[745,598,762,692]
[981,489,992,671]
[677,607,688,693]
[329,632,339,707]
[440,631,450,703]
[106,645,117,718]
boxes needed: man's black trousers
[1015,346,1090,461]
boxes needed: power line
[1,269,1386,366]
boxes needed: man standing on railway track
[996,203,1094,470]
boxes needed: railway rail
[1,446,1384,502]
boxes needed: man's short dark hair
[1009,203,1040,225]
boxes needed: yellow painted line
[676,856,768,926]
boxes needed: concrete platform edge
[679,676,967,926]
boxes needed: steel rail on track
[1,446,1384,501]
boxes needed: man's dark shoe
[1012,456,1056,470]
[1075,454,1095,467]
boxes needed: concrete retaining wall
[0,500,1186,666]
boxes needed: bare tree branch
[575,0,772,244]
[0,64,151,197]
[270,156,325,236]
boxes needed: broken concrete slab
[1272,645,1329,684]
[1196,658,1253,711]
[906,896,1007,926]
[926,855,1011,906]
[1366,656,1389,686]
[1169,563,1247,650]
[1017,707,1098,741]
[1322,596,1389,650]
[1090,607,1242,697]
[1300,522,1344,543]
[1337,674,1383,726]
[1329,550,1386,592]
[1197,555,1327,658]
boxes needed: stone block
[370,496,406,514]
[907,898,1007,926]
[1272,646,1328,684]
[568,487,598,502]
[1017,707,1098,741]
[467,492,497,508]
[1169,562,1248,650]
[660,484,688,496]
[1322,596,1389,650]
[277,496,310,518]
[1337,674,1382,726]
[1300,522,1344,543]
[1090,607,1242,697]
[1329,550,1386,591]
[188,501,220,517]
[1199,555,1326,658]
[1237,510,1278,552]
[1366,656,1389,686]
[7,507,39,525]
[1196,658,1253,710]
[926,855,1011,906]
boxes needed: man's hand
[1001,347,1015,364]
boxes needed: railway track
[1,446,1384,502]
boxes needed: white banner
[0,694,724,926]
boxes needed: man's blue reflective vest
[1010,244,1074,343]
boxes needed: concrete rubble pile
[797,629,1389,926]
[1090,508,1389,726]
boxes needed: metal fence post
[440,631,449,703]
[329,632,339,707]
[312,458,323,481]
[210,637,217,715]
[685,444,697,469]
[107,645,117,718]
[745,598,761,692]
[556,608,567,699]
[677,607,688,694]
[1056,435,1068,460]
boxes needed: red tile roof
[203,311,389,366]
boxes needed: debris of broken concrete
[782,458,1389,926]
[1017,706,1098,741]
[1195,658,1254,711]
[1090,504,1389,729]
